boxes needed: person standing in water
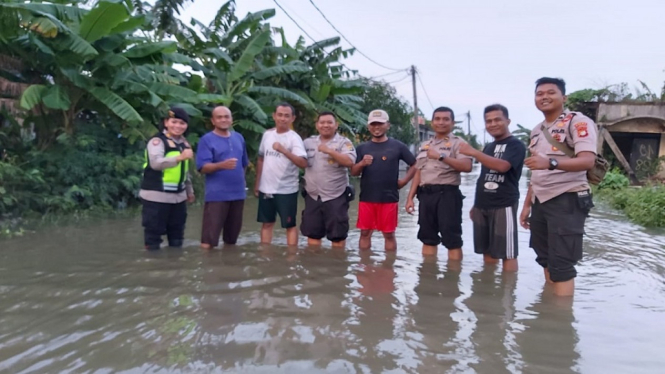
[139,107,195,250]
[196,106,249,249]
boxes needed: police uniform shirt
[529,111,598,203]
[303,133,356,202]
[139,134,193,204]
[416,134,473,186]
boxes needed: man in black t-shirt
[459,104,526,271]
[351,109,417,251]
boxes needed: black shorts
[300,193,350,242]
[416,185,464,249]
[257,192,298,228]
[529,191,594,282]
[471,203,518,259]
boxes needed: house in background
[592,102,665,182]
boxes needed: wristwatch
[548,158,559,170]
[438,153,446,161]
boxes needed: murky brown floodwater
[2,165,665,373]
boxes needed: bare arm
[525,151,595,172]
[281,149,308,169]
[519,184,533,229]
[467,148,511,173]
[443,157,473,173]
[407,169,421,202]
[254,156,264,196]
[350,161,366,176]
[555,152,595,171]
[326,150,355,168]
[398,164,417,189]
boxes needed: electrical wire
[307,0,407,72]
[272,0,317,42]
[416,71,435,112]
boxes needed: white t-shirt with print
[258,129,307,194]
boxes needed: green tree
[357,78,416,145]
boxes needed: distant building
[590,102,665,181]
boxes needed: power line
[367,69,409,80]
[387,74,410,85]
[272,0,317,42]
[307,0,406,72]
[278,1,326,39]
[416,71,435,112]
[272,0,356,77]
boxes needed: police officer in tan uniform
[520,77,597,297]
[301,111,357,248]
[406,107,473,259]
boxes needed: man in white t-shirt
[254,102,308,246]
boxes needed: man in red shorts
[351,109,417,251]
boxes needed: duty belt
[417,184,459,194]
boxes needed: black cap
[167,106,190,124]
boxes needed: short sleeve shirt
[195,131,249,202]
[529,111,598,202]
[474,136,526,209]
[303,134,356,202]
[416,134,473,186]
[356,138,416,203]
[258,129,307,194]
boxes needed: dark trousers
[201,200,245,246]
[417,185,464,249]
[142,200,187,250]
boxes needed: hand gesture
[405,199,415,215]
[178,148,194,161]
[272,142,286,154]
[427,148,441,160]
[362,154,373,166]
[318,143,332,155]
[519,206,531,230]
[524,154,549,170]
[219,158,238,170]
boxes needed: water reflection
[517,290,580,374]
[466,267,518,373]
[1,167,665,373]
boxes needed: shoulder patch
[151,138,161,146]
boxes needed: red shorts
[356,202,399,233]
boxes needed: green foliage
[595,169,665,227]
[357,78,416,145]
[597,168,630,190]
[511,124,531,147]
[0,118,144,219]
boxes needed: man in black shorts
[301,112,356,248]
[460,104,526,271]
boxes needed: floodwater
[1,165,665,374]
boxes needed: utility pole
[411,65,418,138]
[466,111,471,137]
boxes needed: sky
[180,0,665,140]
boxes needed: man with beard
[520,77,598,297]
[301,112,356,248]
[459,104,526,271]
[351,109,417,251]
[196,106,249,249]
[405,107,473,259]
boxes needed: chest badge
[167,140,176,148]
[382,156,387,161]
[328,158,334,165]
